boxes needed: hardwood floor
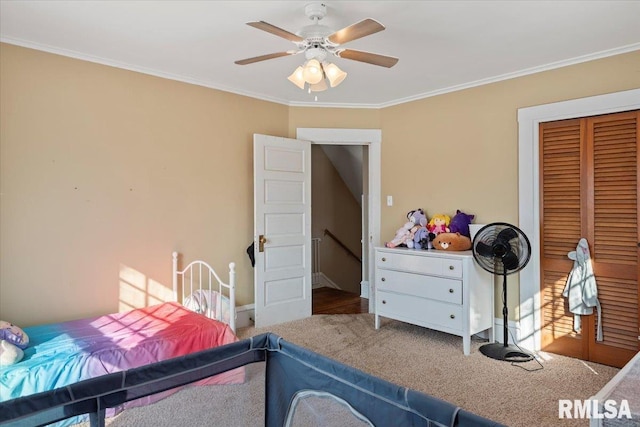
[312,287,369,315]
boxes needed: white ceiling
[1,1,639,108]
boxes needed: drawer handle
[382,300,387,304]
[450,314,455,319]
[381,257,386,262]
[449,288,454,293]
[381,277,386,282]
[449,265,455,270]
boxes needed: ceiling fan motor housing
[305,3,327,21]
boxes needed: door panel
[587,112,639,367]
[254,134,312,328]
[540,111,640,368]
[540,119,585,356]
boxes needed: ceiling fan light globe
[310,78,328,92]
[303,59,323,84]
[287,66,306,89]
[323,63,347,87]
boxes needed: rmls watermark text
[559,399,632,420]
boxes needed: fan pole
[478,265,534,362]
[502,270,509,347]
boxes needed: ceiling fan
[235,3,398,91]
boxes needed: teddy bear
[449,210,475,238]
[432,232,472,251]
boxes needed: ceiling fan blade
[327,18,385,45]
[246,21,304,43]
[235,52,295,65]
[337,49,399,68]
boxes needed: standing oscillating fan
[472,222,533,362]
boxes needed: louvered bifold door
[540,119,585,358]
[587,111,639,368]
[540,111,640,368]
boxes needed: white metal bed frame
[171,251,236,332]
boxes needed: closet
[540,110,639,368]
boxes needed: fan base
[479,343,534,362]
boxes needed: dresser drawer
[376,269,462,304]
[376,291,463,332]
[376,251,462,278]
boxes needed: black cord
[508,327,544,371]
[501,275,544,371]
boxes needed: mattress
[0,302,244,424]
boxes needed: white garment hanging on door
[562,238,603,341]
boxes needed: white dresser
[374,247,494,355]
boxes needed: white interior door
[254,134,312,328]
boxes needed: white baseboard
[312,272,341,290]
[492,317,527,348]
[236,304,254,329]
[360,280,369,299]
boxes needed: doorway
[311,144,367,314]
[296,128,382,315]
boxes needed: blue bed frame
[0,333,504,427]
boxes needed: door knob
[258,235,267,252]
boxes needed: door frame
[296,128,381,313]
[517,88,640,352]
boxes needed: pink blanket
[2,302,245,424]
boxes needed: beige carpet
[100,314,620,427]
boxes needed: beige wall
[379,50,640,317]
[2,42,639,327]
[311,146,362,294]
[0,44,288,326]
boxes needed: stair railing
[323,229,362,263]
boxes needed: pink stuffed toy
[386,221,419,248]
[427,214,451,235]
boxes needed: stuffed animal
[405,225,421,249]
[0,340,24,366]
[413,226,432,249]
[407,208,427,227]
[386,221,418,248]
[427,214,450,236]
[449,210,475,238]
[0,320,29,349]
[406,208,431,249]
[432,232,472,251]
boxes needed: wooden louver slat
[541,111,639,367]
[593,115,638,266]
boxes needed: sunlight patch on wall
[119,264,172,312]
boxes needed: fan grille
[472,222,531,275]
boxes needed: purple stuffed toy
[0,320,29,349]
[449,210,475,238]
